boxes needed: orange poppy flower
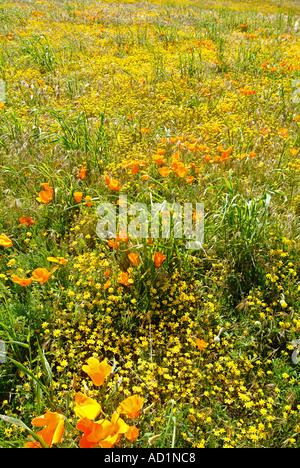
[104,279,112,290]
[109,179,120,191]
[174,162,188,178]
[118,271,133,286]
[154,252,166,267]
[186,175,194,184]
[195,338,207,351]
[36,182,53,204]
[74,191,83,203]
[116,230,129,242]
[104,269,111,278]
[31,267,57,284]
[221,146,233,161]
[278,128,289,139]
[74,392,102,420]
[0,234,12,247]
[152,155,165,166]
[82,357,112,387]
[11,274,32,287]
[158,166,171,178]
[126,426,139,442]
[128,253,139,266]
[19,216,34,227]
[118,395,144,419]
[77,167,87,180]
[85,196,93,207]
[105,174,120,191]
[26,411,64,448]
[111,411,129,436]
[108,239,119,249]
[76,418,115,449]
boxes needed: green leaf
[0,414,49,448]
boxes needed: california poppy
[108,179,119,191]
[19,216,34,227]
[85,196,93,207]
[26,411,64,448]
[74,392,102,420]
[126,426,139,442]
[174,162,188,178]
[36,182,53,204]
[77,167,87,180]
[31,267,57,284]
[105,175,119,191]
[154,252,166,267]
[74,191,83,203]
[76,418,114,448]
[118,271,133,286]
[0,234,12,247]
[152,154,165,166]
[118,395,144,419]
[195,338,207,351]
[128,253,139,266]
[108,239,119,249]
[11,274,32,287]
[103,279,112,290]
[82,357,112,387]
[158,166,171,178]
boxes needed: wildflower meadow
[1,0,300,450]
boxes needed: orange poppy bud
[128,253,139,266]
[104,279,112,290]
[154,252,166,267]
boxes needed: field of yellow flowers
[1,0,300,449]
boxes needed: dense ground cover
[0,0,300,448]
